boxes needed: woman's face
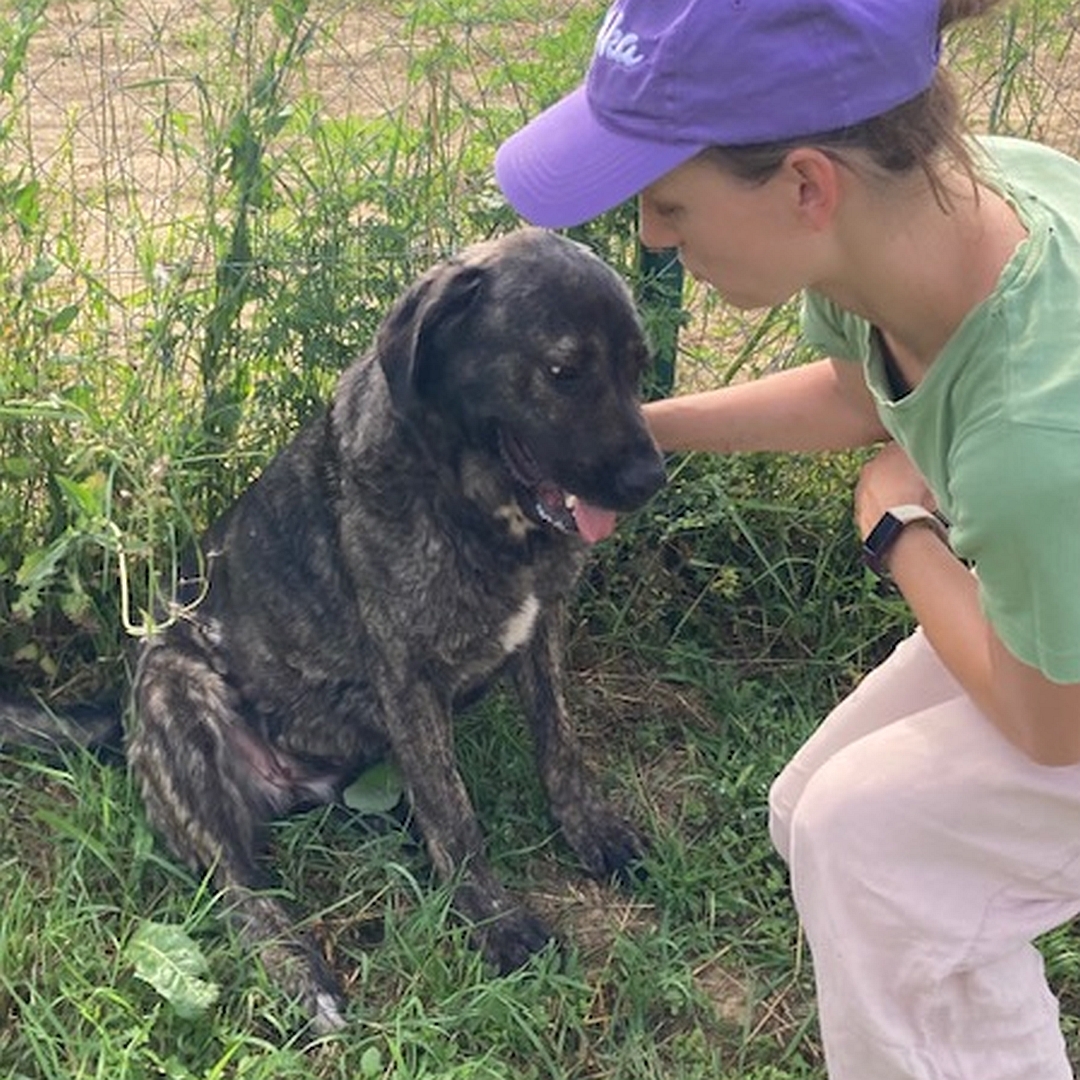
[638,153,826,310]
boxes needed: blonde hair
[700,0,1004,210]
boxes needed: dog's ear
[376,260,486,410]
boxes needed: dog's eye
[547,363,580,383]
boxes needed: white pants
[769,628,1080,1079]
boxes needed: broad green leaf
[44,302,80,334]
[55,472,107,520]
[358,1045,383,1078]
[126,920,220,1019]
[343,760,404,814]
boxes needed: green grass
[0,664,829,1079]
[3,0,1080,1076]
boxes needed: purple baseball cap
[495,0,942,228]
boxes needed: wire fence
[1,0,1079,696]
[3,0,1079,388]
[7,1,431,290]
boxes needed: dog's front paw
[559,801,649,886]
[311,989,349,1034]
[475,906,557,974]
[256,930,349,1034]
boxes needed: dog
[2,228,665,1031]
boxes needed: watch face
[861,505,944,579]
[862,511,904,578]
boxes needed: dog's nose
[615,452,666,508]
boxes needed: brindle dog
[1,228,665,1030]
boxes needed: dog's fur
[1,228,665,1030]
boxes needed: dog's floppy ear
[376,260,486,410]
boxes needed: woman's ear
[784,147,842,231]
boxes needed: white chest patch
[500,593,540,654]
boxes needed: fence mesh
[1,0,1079,694]
[4,0,1079,385]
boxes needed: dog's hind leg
[128,638,347,1032]
[513,607,648,884]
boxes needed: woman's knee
[767,759,803,865]
[785,745,907,900]
[766,698,886,866]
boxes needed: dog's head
[375,228,665,544]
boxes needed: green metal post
[636,244,684,400]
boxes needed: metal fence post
[636,244,684,400]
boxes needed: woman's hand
[853,441,936,540]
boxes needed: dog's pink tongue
[571,498,617,544]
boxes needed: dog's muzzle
[497,427,618,544]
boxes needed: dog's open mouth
[497,428,617,544]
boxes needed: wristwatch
[862,504,949,579]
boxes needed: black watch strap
[862,504,948,579]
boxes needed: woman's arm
[857,444,1080,766]
[643,356,889,454]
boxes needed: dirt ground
[11,0,416,302]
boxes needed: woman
[495,1,1080,1077]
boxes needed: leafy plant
[126,920,221,1020]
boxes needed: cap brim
[495,86,702,229]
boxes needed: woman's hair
[700,0,1004,210]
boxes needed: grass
[2,0,1080,1077]
[1,660,829,1079]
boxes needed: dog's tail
[0,698,123,755]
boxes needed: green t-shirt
[801,135,1080,683]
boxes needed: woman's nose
[638,197,678,251]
